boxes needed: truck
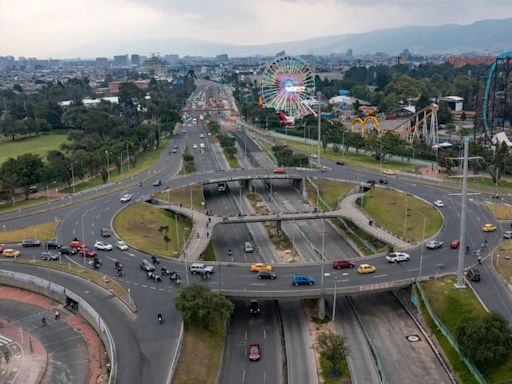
[189,263,214,275]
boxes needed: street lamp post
[183,227,190,285]
[105,150,111,184]
[332,279,338,323]
[317,92,321,167]
[320,218,325,292]
[81,211,86,266]
[70,162,76,194]
[403,199,408,239]
[419,216,426,279]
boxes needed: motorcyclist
[157,313,163,324]
[228,248,232,256]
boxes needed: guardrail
[0,269,117,384]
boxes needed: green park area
[421,277,512,383]
[306,179,356,209]
[155,184,205,210]
[484,202,512,220]
[361,188,442,242]
[0,220,58,243]
[0,133,69,165]
[113,202,192,258]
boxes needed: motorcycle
[117,269,123,277]
[157,313,163,324]
[169,271,178,281]
[161,267,171,276]
[175,277,181,285]
[151,256,160,265]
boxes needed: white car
[94,241,113,251]
[115,241,128,251]
[503,231,512,239]
[200,133,205,138]
[425,240,444,249]
[386,252,410,263]
[193,144,198,149]
[433,200,444,207]
[120,194,132,203]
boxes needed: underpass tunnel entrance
[65,296,79,314]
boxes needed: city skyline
[1,0,511,57]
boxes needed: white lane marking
[127,253,136,257]
[337,279,349,282]
[408,268,419,272]
[150,286,156,290]
[373,274,387,278]
[105,207,111,211]
[0,335,13,345]
[141,284,148,288]
[242,370,246,384]
[249,283,266,286]
[96,214,100,219]
[91,222,95,227]
[74,221,78,226]
[263,330,267,340]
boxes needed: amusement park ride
[258,52,512,146]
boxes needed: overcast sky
[0,0,510,57]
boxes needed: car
[181,129,187,134]
[382,169,395,175]
[335,161,345,166]
[120,194,132,203]
[466,268,481,282]
[152,180,162,187]
[94,241,113,251]
[100,228,111,237]
[482,224,497,232]
[386,252,410,263]
[244,241,254,253]
[173,144,179,149]
[425,240,444,250]
[433,200,444,207]
[257,270,277,280]
[379,179,388,184]
[504,231,512,239]
[193,144,198,149]
[291,274,315,286]
[47,239,61,249]
[366,179,376,186]
[248,343,261,361]
[200,133,205,138]
[60,246,77,256]
[320,166,328,172]
[115,241,129,251]
[310,154,318,159]
[332,259,355,269]
[41,252,59,261]
[358,264,377,274]
[207,132,212,136]
[249,300,260,314]
[250,263,272,272]
[450,240,460,249]
[172,149,177,153]
[78,249,97,258]
[22,238,41,247]
[69,241,87,249]
[140,259,155,272]
[273,167,285,174]
[189,263,214,274]
[3,249,20,258]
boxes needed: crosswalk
[0,335,13,346]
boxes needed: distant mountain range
[66,18,512,58]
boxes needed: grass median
[0,220,58,243]
[421,276,512,383]
[155,184,205,210]
[113,202,192,258]
[361,188,442,242]
[484,202,512,220]
[494,240,512,284]
[172,316,225,384]
[306,179,356,209]
[0,197,60,215]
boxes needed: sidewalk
[337,193,410,249]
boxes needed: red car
[78,249,97,258]
[332,259,355,269]
[273,167,285,174]
[248,343,260,361]
[69,241,87,249]
[450,240,460,249]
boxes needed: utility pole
[317,93,321,167]
[456,137,470,288]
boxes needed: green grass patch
[320,356,351,384]
[62,137,171,193]
[361,188,442,242]
[172,315,225,384]
[333,218,386,255]
[9,258,128,300]
[306,179,356,209]
[421,277,512,383]
[0,220,58,243]
[227,155,240,169]
[484,202,512,220]
[279,138,416,174]
[202,241,216,261]
[0,133,69,165]
[0,196,59,214]
[494,240,512,285]
[113,202,192,258]
[155,184,205,210]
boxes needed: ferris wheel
[261,55,316,118]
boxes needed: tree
[317,331,349,376]
[437,101,452,124]
[16,153,44,199]
[456,312,512,370]
[415,93,431,111]
[0,158,19,205]
[174,284,234,329]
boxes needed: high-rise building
[144,55,166,77]
[131,54,140,66]
[165,54,179,64]
[96,57,109,68]
[216,54,228,63]
[113,54,129,66]
[345,49,353,58]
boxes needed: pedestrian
[54,310,60,320]
[42,317,46,327]
[208,217,211,223]
[206,232,209,238]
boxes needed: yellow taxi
[482,224,497,232]
[3,248,21,257]
[250,263,273,272]
[382,169,396,175]
[357,263,376,274]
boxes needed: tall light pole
[105,150,111,184]
[317,92,321,167]
[126,143,130,170]
[403,199,408,238]
[332,280,338,323]
[456,137,470,288]
[419,215,426,279]
[81,211,86,266]
[320,218,325,292]
[183,227,190,285]
[70,162,76,194]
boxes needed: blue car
[291,274,315,286]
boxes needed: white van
[244,241,254,253]
[199,143,205,150]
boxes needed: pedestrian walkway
[337,193,410,249]
[0,286,107,384]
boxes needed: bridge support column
[317,296,326,320]
[276,220,282,235]
[301,178,308,200]
[248,180,255,193]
